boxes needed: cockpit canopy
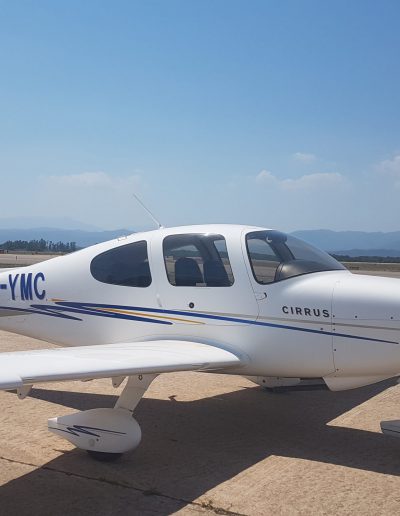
[246,230,345,284]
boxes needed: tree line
[331,254,400,263]
[0,239,78,253]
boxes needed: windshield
[246,230,345,284]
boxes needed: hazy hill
[292,230,400,256]
[2,226,400,257]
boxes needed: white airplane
[0,224,399,461]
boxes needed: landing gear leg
[48,374,157,460]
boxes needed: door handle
[255,292,267,300]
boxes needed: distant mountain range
[2,225,400,257]
[292,230,400,257]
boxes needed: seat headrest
[175,257,203,286]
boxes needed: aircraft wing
[0,340,242,390]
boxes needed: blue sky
[1,0,400,232]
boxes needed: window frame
[162,233,235,287]
[245,233,281,285]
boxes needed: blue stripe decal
[54,424,126,437]
[29,303,172,325]
[0,305,82,321]
[53,301,398,345]
[1,300,397,345]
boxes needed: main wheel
[87,450,123,462]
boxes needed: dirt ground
[0,267,400,515]
[0,253,57,267]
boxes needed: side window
[246,235,281,284]
[91,240,151,287]
[163,234,234,287]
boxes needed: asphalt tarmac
[0,267,400,515]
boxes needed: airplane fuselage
[1,224,400,391]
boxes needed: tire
[86,450,123,462]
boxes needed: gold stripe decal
[93,306,204,325]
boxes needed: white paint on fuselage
[1,224,400,389]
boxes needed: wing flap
[0,340,242,390]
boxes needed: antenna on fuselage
[132,193,164,229]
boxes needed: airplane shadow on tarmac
[1,379,400,515]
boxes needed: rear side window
[91,241,151,287]
[163,234,234,287]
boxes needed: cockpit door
[150,231,259,325]
[241,229,281,308]
[242,228,336,376]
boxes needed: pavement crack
[0,455,246,516]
